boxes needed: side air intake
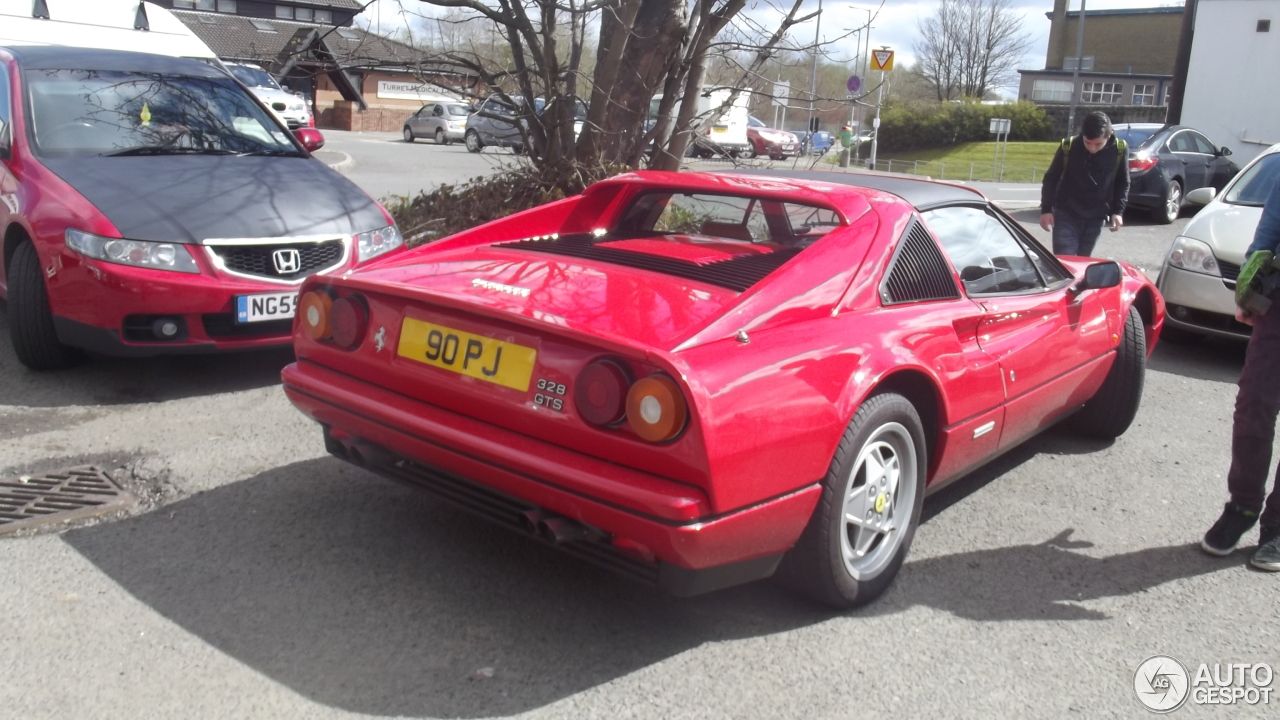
[880,221,960,304]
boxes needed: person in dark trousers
[1202,175,1280,571]
[1039,111,1130,257]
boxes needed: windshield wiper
[237,149,304,157]
[104,146,238,157]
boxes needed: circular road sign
[847,75,861,93]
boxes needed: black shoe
[1252,526,1280,572]
[1201,503,1260,556]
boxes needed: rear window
[446,103,470,116]
[617,191,842,247]
[1116,126,1159,148]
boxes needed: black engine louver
[880,221,960,304]
[500,234,802,293]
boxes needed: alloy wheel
[839,421,917,580]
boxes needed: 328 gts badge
[533,378,567,411]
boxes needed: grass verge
[831,141,1060,183]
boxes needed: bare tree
[914,0,1030,101]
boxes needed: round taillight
[329,295,368,350]
[626,375,687,442]
[575,359,630,426]
[299,290,332,340]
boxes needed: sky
[354,0,1183,95]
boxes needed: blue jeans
[1051,211,1105,257]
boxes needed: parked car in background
[1156,142,1280,342]
[464,95,586,154]
[795,130,835,155]
[403,99,471,145]
[224,62,311,130]
[0,47,405,369]
[282,168,1161,609]
[649,88,751,159]
[1115,123,1240,224]
[746,116,799,160]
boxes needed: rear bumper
[281,358,820,593]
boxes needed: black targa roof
[720,168,988,210]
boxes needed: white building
[1181,0,1279,164]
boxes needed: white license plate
[236,292,297,323]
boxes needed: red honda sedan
[0,47,404,369]
[282,169,1164,607]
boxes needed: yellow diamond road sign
[871,49,895,72]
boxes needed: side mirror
[294,127,324,153]
[1073,260,1122,294]
[1220,146,1233,156]
[1187,187,1217,205]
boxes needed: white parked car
[225,62,311,129]
[1157,142,1280,341]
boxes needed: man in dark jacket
[1039,111,1130,257]
[1202,175,1280,571]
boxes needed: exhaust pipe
[519,509,549,536]
[538,516,596,545]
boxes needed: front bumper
[1156,263,1250,339]
[47,239,371,356]
[281,358,821,595]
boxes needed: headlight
[65,228,199,273]
[1165,235,1221,276]
[289,103,305,112]
[355,224,403,262]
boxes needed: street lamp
[1066,0,1087,136]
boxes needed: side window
[922,206,1046,295]
[1191,133,1217,154]
[432,104,444,117]
[1169,132,1194,153]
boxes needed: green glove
[1236,250,1277,316]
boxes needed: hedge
[875,100,1057,152]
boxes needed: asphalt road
[1,143,1276,719]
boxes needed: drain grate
[0,466,135,536]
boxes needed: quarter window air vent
[880,221,960,305]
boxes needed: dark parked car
[464,95,585,154]
[1115,123,1239,224]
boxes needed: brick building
[150,0,478,131]
[1017,1,1184,132]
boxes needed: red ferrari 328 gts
[282,170,1164,608]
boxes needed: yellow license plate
[397,317,537,391]
[712,126,727,134]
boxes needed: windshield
[1223,153,1280,206]
[25,69,298,159]
[226,65,280,89]
[748,116,766,128]
[446,103,470,116]
[1116,126,1160,149]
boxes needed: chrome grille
[207,239,345,282]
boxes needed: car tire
[749,145,760,159]
[435,128,449,145]
[777,392,926,608]
[8,241,81,371]
[1153,179,1182,224]
[403,126,414,143]
[1072,306,1147,439]
[464,130,482,153]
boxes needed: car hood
[350,243,746,350]
[1180,201,1265,264]
[42,155,386,243]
